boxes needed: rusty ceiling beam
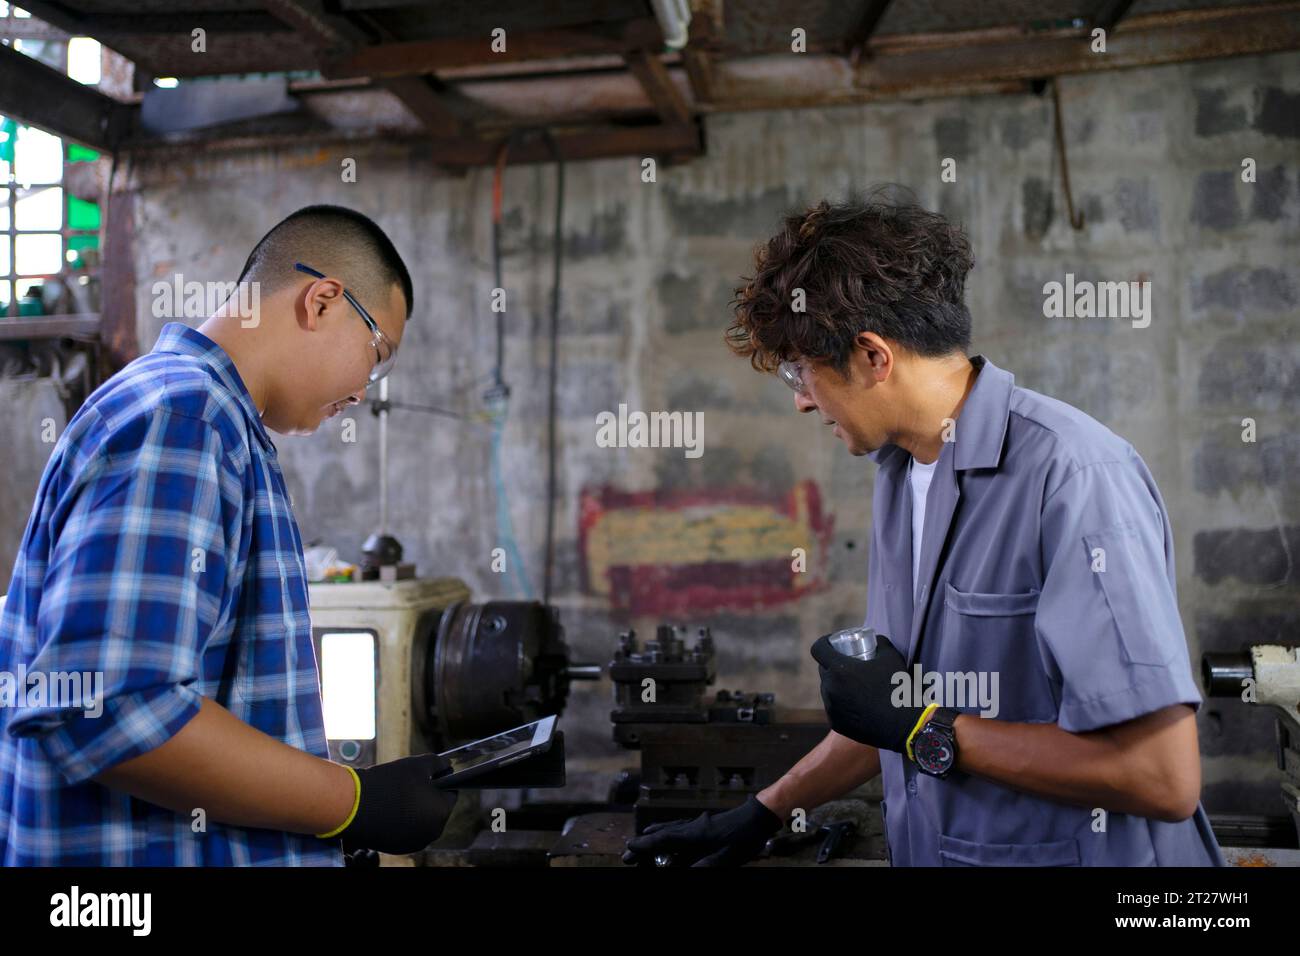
[120,118,703,168]
[681,11,719,104]
[5,0,86,34]
[0,42,128,149]
[617,17,697,145]
[262,0,376,55]
[712,1,1300,108]
[438,53,629,81]
[622,18,691,126]
[20,12,290,34]
[321,17,663,79]
[1091,0,1138,35]
[263,0,466,137]
[623,50,692,124]
[431,68,690,127]
[845,0,894,66]
[0,16,70,41]
[433,121,703,167]
[857,1,1300,90]
[381,76,468,135]
[17,0,284,46]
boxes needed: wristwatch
[912,707,959,778]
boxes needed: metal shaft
[1202,652,1253,697]
[378,376,389,534]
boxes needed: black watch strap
[927,707,960,731]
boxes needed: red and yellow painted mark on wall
[578,480,834,615]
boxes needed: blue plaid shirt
[0,323,342,866]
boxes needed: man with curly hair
[624,189,1223,868]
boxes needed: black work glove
[810,632,927,756]
[621,795,783,867]
[325,753,459,856]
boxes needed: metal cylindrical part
[564,663,603,681]
[425,600,575,746]
[830,626,878,662]
[1202,652,1254,697]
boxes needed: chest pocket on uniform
[938,832,1081,866]
[937,583,1057,723]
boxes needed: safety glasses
[777,359,808,394]
[294,262,398,383]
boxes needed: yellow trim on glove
[904,703,939,763]
[316,765,362,839]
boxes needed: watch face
[914,724,955,775]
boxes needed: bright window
[1,9,103,316]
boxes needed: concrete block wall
[3,48,1296,814]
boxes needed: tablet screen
[438,715,555,779]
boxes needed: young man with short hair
[1,206,454,865]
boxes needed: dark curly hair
[726,187,974,374]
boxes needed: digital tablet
[431,715,557,788]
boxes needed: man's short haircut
[238,204,414,319]
[727,185,974,374]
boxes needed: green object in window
[19,287,44,317]
[68,195,100,230]
[0,118,17,165]
[67,234,99,269]
[67,143,100,163]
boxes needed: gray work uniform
[865,355,1223,866]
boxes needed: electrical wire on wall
[487,129,565,603]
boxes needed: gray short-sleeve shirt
[865,355,1223,866]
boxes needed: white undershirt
[909,456,939,594]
